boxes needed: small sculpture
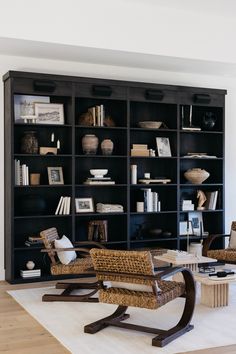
[197,190,206,210]
[26,260,35,270]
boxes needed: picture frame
[14,95,50,122]
[156,137,172,157]
[188,211,204,236]
[75,198,94,213]
[47,167,64,185]
[35,103,64,125]
[179,221,194,236]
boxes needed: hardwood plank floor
[1,280,236,354]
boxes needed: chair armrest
[156,266,185,280]
[73,241,106,249]
[41,247,90,253]
[202,233,229,256]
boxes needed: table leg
[201,283,229,307]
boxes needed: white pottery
[26,260,35,270]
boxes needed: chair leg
[152,268,195,347]
[42,281,100,302]
[84,305,129,334]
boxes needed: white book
[153,192,158,212]
[212,191,218,210]
[63,197,68,215]
[100,105,104,126]
[55,196,64,215]
[147,188,153,212]
[26,166,29,185]
[17,160,21,185]
[22,164,26,185]
[59,197,66,215]
[66,196,71,215]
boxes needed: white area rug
[8,285,236,354]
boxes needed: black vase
[21,195,46,215]
[202,112,216,130]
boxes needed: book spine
[100,105,104,126]
[131,165,137,184]
[59,197,66,215]
[55,196,63,215]
[147,189,152,212]
[153,192,158,212]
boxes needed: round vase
[101,139,114,155]
[202,112,216,130]
[21,195,46,215]
[21,131,38,154]
[26,261,35,270]
[184,168,210,184]
[82,134,99,155]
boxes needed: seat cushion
[51,257,93,275]
[229,230,236,249]
[99,280,185,309]
[207,249,236,262]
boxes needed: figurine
[197,190,206,210]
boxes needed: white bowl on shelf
[90,169,108,178]
[138,121,162,129]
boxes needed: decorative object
[138,121,162,129]
[138,178,171,184]
[188,211,204,236]
[103,115,115,127]
[197,190,207,210]
[34,103,64,125]
[75,198,94,213]
[54,235,77,265]
[78,111,94,126]
[101,139,114,155]
[39,147,57,155]
[184,168,210,184]
[131,164,137,184]
[47,167,64,185]
[88,220,108,242]
[20,194,46,215]
[89,169,108,178]
[21,131,38,154]
[96,203,124,213]
[136,201,144,212]
[26,260,35,270]
[202,112,216,130]
[179,221,193,236]
[181,105,201,131]
[149,228,162,236]
[156,137,171,157]
[189,242,202,257]
[14,94,50,122]
[30,173,40,185]
[82,134,99,155]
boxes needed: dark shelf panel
[14,154,72,157]
[180,209,223,213]
[130,238,177,243]
[180,130,223,135]
[14,123,72,128]
[130,211,177,215]
[130,128,177,132]
[129,156,177,159]
[130,184,177,187]
[75,155,126,158]
[76,184,127,187]
[180,157,223,160]
[75,212,127,217]
[180,183,223,187]
[14,214,72,219]
[15,184,72,188]
[75,125,127,130]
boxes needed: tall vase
[21,131,38,154]
[82,134,99,155]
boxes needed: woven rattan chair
[203,221,236,263]
[84,249,195,347]
[40,227,105,302]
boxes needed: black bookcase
[3,71,226,283]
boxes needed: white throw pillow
[104,281,161,293]
[54,235,77,265]
[229,229,236,249]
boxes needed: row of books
[14,159,29,185]
[25,235,44,247]
[205,191,218,210]
[88,104,105,126]
[20,269,41,278]
[55,196,71,215]
[141,188,161,212]
[131,144,150,157]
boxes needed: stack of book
[141,188,160,212]
[25,236,44,247]
[131,144,149,157]
[83,176,115,185]
[164,250,193,261]
[55,196,71,215]
[96,203,124,213]
[205,191,218,210]
[20,269,41,278]
[88,104,105,126]
[182,200,194,211]
[14,159,29,185]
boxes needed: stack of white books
[14,159,29,185]
[141,188,160,212]
[20,269,41,278]
[55,196,71,215]
[182,200,194,211]
[83,177,115,185]
[165,250,193,261]
[96,203,123,213]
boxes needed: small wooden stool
[88,220,108,242]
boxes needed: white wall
[1,53,236,280]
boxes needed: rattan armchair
[84,249,195,347]
[203,221,236,263]
[40,227,105,302]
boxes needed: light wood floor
[1,280,236,354]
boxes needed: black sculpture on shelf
[202,112,216,130]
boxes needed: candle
[51,133,54,143]
[57,139,60,149]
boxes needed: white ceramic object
[138,121,162,129]
[90,169,108,178]
[26,260,35,270]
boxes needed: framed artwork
[14,95,50,122]
[35,103,64,124]
[75,198,94,213]
[188,211,204,236]
[47,167,64,185]
[156,137,171,157]
[179,221,193,235]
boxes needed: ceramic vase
[21,131,38,154]
[202,112,216,130]
[101,139,114,155]
[82,134,99,155]
[184,168,210,184]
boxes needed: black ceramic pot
[21,195,46,215]
[202,112,216,130]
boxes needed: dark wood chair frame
[84,266,195,347]
[41,241,106,302]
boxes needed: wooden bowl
[138,121,162,129]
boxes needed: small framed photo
[179,221,193,235]
[35,103,64,125]
[156,137,171,157]
[75,198,94,213]
[47,167,64,185]
[188,211,204,236]
[14,95,50,122]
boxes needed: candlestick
[57,139,60,150]
[51,132,54,143]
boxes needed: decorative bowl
[90,169,108,178]
[149,228,162,236]
[184,168,210,184]
[138,121,162,129]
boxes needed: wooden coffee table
[154,254,216,272]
